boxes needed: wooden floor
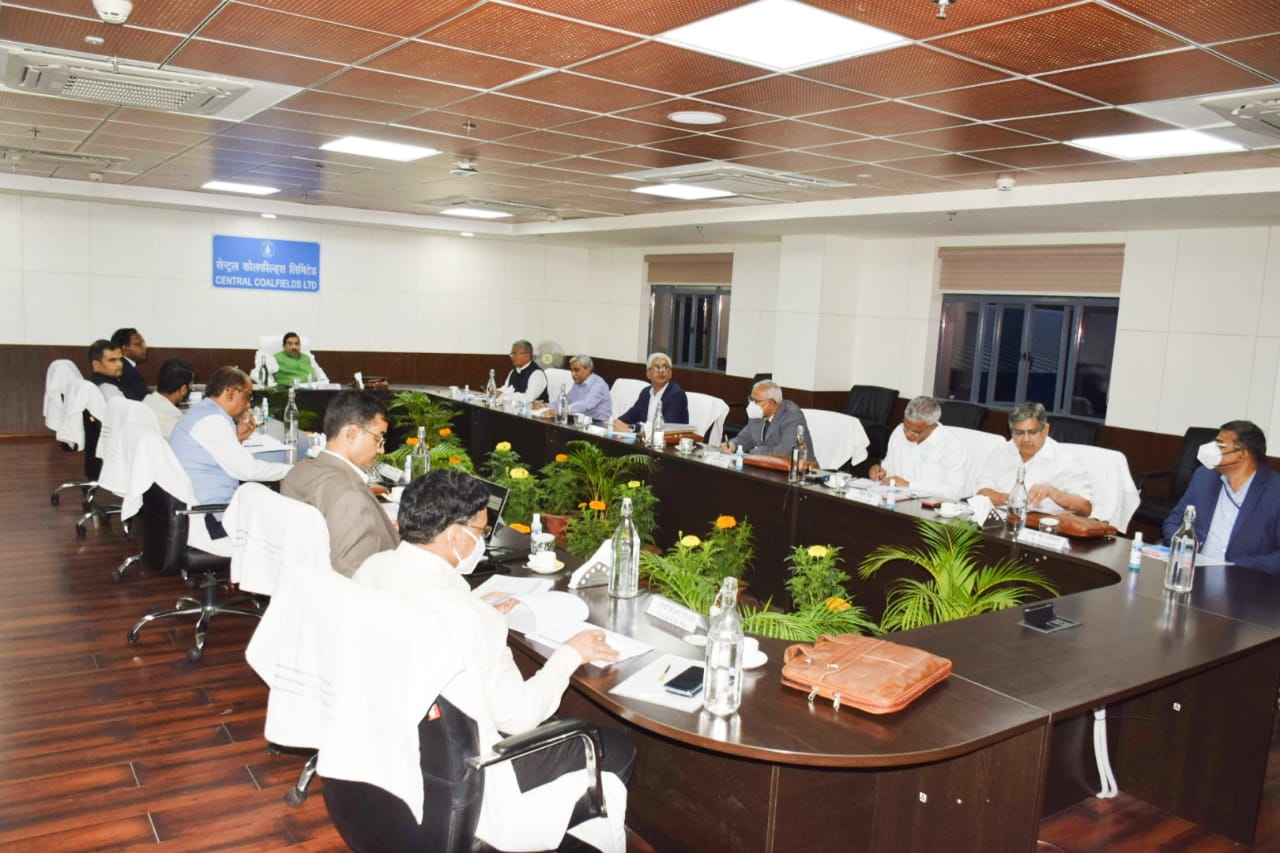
[1,437,1277,852]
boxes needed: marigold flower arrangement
[740,543,878,641]
[639,515,755,614]
[377,390,474,475]
[481,441,538,526]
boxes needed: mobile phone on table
[663,665,705,697]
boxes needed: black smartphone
[663,665,705,697]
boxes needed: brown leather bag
[780,634,952,714]
[1025,511,1118,538]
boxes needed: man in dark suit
[282,390,398,576]
[723,380,810,456]
[111,327,149,401]
[1164,419,1280,573]
[613,352,689,432]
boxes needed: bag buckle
[832,692,842,712]
[807,686,818,704]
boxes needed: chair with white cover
[609,378,649,422]
[1063,443,1139,532]
[950,427,1007,498]
[44,359,82,433]
[686,392,731,446]
[544,367,572,403]
[78,397,160,537]
[801,408,870,470]
[50,380,108,507]
[253,333,329,387]
[246,558,628,852]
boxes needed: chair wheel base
[127,631,139,645]
[187,647,204,662]
[111,569,123,582]
[284,787,308,806]
[50,493,60,506]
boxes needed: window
[649,286,730,371]
[934,296,1118,420]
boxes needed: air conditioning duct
[1200,87,1280,139]
[616,161,853,195]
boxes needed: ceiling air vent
[1200,87,1280,139]
[615,161,853,195]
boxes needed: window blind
[645,253,733,285]
[937,245,1124,295]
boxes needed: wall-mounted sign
[213,235,320,292]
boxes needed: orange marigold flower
[715,515,737,529]
[448,456,462,465]
[588,499,607,512]
[438,427,452,437]
[826,596,851,613]
[555,453,569,462]
[509,522,532,534]
[405,436,419,446]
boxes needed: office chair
[843,385,898,460]
[801,408,869,470]
[1049,415,1100,446]
[50,380,107,508]
[1133,426,1218,530]
[938,400,988,431]
[687,392,730,446]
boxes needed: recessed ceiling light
[668,110,726,126]
[261,213,277,219]
[321,136,440,162]
[1067,129,1244,160]
[657,0,906,71]
[633,184,736,200]
[439,207,512,219]
[202,180,280,196]
[460,231,475,237]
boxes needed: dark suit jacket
[734,400,810,456]
[120,359,148,401]
[281,451,399,577]
[618,381,689,427]
[1164,465,1280,574]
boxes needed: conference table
[369,388,1280,850]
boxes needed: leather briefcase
[781,634,952,714]
[1025,511,1117,538]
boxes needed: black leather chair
[1133,426,1219,530]
[126,484,261,661]
[843,385,898,460]
[1049,415,1100,446]
[938,400,987,431]
[51,410,102,509]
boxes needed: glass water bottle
[485,369,498,404]
[788,425,808,484]
[703,576,744,716]
[609,497,639,598]
[651,400,665,448]
[283,386,300,448]
[1006,465,1028,535]
[410,426,430,481]
[1164,505,1198,593]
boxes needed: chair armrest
[177,503,230,517]
[1136,469,1171,491]
[469,718,607,818]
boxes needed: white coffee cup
[742,636,759,658]
[530,532,555,556]
[529,549,557,570]
[677,437,695,453]
[389,486,405,503]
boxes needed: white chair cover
[97,399,160,495]
[121,432,231,556]
[801,408,870,470]
[224,482,332,596]
[254,333,328,386]
[1063,443,1140,532]
[44,359,82,431]
[950,427,1007,497]
[544,367,573,403]
[686,392,731,447]
[55,380,107,451]
[609,378,649,421]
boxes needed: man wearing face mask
[1164,420,1280,572]
[723,379,810,456]
[351,470,635,850]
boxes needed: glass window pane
[1070,305,1118,418]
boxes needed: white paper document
[533,618,652,667]
[610,653,705,713]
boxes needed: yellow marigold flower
[495,441,512,452]
[807,545,829,559]
[589,499,607,512]
[448,456,462,465]
[509,522,531,534]
[438,427,452,437]
[555,453,569,462]
[680,534,701,548]
[627,480,641,489]
[510,467,529,480]
[405,436,419,446]
[577,502,587,509]
[826,596,851,612]
[715,515,737,529]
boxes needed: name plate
[844,488,882,507]
[645,596,706,633]
[1015,528,1071,552]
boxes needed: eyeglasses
[1011,427,1044,438]
[360,426,387,448]
[648,364,671,373]
[465,521,488,537]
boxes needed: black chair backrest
[1049,415,1100,446]
[142,484,191,575]
[843,385,898,426]
[938,400,987,431]
[1172,427,1219,501]
[83,411,104,481]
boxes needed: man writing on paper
[976,402,1092,515]
[869,395,968,501]
[533,355,612,425]
[723,380,809,456]
[1164,420,1280,572]
[496,339,548,404]
[613,352,689,433]
[282,390,399,577]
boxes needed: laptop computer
[469,474,516,573]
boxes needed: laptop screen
[469,474,510,544]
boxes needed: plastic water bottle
[1007,465,1028,536]
[530,512,542,539]
[283,385,299,448]
[1164,505,1198,593]
[410,426,430,481]
[609,497,639,599]
[733,444,744,472]
[556,387,569,427]
[703,576,743,716]
[651,400,665,449]
[1129,532,1144,571]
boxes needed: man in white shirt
[496,339,548,404]
[976,401,1093,515]
[869,396,968,501]
[142,358,195,439]
[282,390,399,576]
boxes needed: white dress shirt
[143,392,183,438]
[500,362,548,404]
[978,436,1093,514]
[881,423,968,501]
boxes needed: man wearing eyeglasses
[282,390,399,577]
[869,396,968,501]
[976,401,1092,515]
[614,352,689,432]
[1163,420,1280,572]
[723,379,810,456]
[496,339,548,404]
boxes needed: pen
[658,664,671,683]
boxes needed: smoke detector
[92,0,133,25]
[450,160,479,177]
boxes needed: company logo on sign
[212,235,319,292]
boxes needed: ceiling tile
[649,134,778,160]
[885,153,1008,177]
[443,93,590,129]
[616,99,772,130]
[1146,150,1280,173]
[727,150,853,172]
[571,43,763,95]
[1106,0,1280,44]
[197,4,397,64]
[807,101,967,135]
[810,137,943,162]
[1030,159,1179,182]
[801,0,1056,41]
[258,0,478,38]
[502,130,622,157]
[897,124,1046,152]
[279,90,424,123]
[425,5,639,67]
[799,45,1007,99]
[243,108,372,140]
[451,140,563,166]
[554,116,689,146]
[997,108,1174,140]
[397,111,529,142]
[908,79,1100,121]
[500,73,665,113]
[504,0,753,34]
[0,6,182,64]
[1211,34,1280,79]
[315,69,474,110]
[1041,49,1272,105]
[362,41,539,89]
[715,120,857,149]
[701,76,876,117]
[592,146,706,169]
[930,5,1183,76]
[168,40,342,87]
[977,143,1116,168]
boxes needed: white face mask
[1196,441,1223,470]
[746,401,764,419]
[452,526,486,575]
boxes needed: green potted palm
[741,544,879,641]
[858,517,1058,631]
[378,391,473,474]
[537,440,653,545]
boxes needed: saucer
[743,650,768,670]
[682,634,707,647]
[525,560,565,574]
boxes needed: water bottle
[702,576,743,716]
[258,398,269,435]
[556,387,569,426]
[609,497,639,599]
[733,444,744,472]
[257,354,270,388]
[485,369,498,405]
[1129,532,1144,571]
[530,512,542,539]
[1006,465,1028,536]
[1164,505,1198,593]
[651,400,665,449]
[788,425,807,484]
[283,385,299,448]
[410,426,430,481]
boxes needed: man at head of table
[532,355,612,425]
[975,401,1092,516]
